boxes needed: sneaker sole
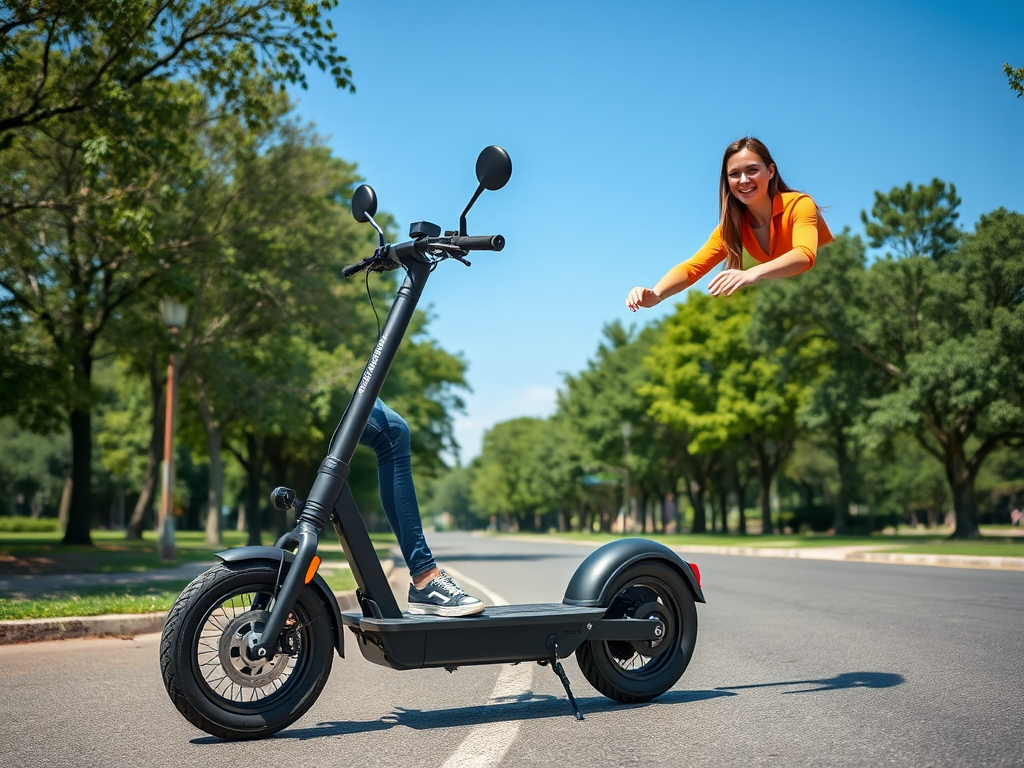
[407,602,486,617]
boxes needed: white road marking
[436,566,534,768]
[441,566,508,607]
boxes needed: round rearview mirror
[476,145,512,191]
[352,184,378,223]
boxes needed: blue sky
[286,0,1023,462]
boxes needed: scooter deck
[342,603,607,670]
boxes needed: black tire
[575,560,698,703]
[160,562,334,740]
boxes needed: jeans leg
[359,399,437,579]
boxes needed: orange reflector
[688,562,701,589]
[304,555,322,584]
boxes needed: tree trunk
[62,402,93,546]
[195,373,224,546]
[833,429,851,535]
[244,432,264,546]
[686,478,708,534]
[204,426,224,545]
[715,482,729,534]
[753,442,774,535]
[945,439,980,539]
[731,459,747,535]
[127,353,165,540]
[57,473,72,533]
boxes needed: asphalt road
[1,532,1022,768]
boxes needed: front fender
[216,546,345,658]
[562,538,706,607]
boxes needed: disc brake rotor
[217,609,294,687]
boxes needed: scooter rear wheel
[575,561,697,703]
[160,562,334,740]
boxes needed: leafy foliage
[860,179,961,260]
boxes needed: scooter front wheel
[575,561,697,703]
[160,562,334,740]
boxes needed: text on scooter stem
[358,333,389,394]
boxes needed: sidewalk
[0,559,385,646]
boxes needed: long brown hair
[719,137,794,270]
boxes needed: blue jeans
[359,399,436,579]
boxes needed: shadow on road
[189,688,735,743]
[716,671,905,694]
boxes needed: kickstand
[544,639,584,721]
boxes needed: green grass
[0,580,192,620]
[497,530,1024,557]
[512,531,874,548]
[0,566,359,621]
[0,526,383,619]
[883,539,1024,558]
[0,528,398,574]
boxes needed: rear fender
[562,538,706,607]
[216,546,345,658]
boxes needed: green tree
[1004,63,1024,97]
[0,2,354,546]
[0,416,69,517]
[425,465,478,530]
[0,84,213,545]
[644,291,808,535]
[860,179,961,260]
[557,321,663,531]
[753,232,884,533]
[858,209,1024,537]
[471,417,549,529]
[0,0,352,151]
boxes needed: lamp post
[158,298,187,561]
[621,421,632,533]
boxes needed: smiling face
[726,148,775,207]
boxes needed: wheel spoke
[192,585,311,706]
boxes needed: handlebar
[449,235,505,252]
[342,234,504,279]
[342,261,369,278]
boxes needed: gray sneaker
[408,570,485,617]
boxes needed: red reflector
[688,562,701,588]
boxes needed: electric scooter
[159,146,705,740]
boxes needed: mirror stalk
[365,212,385,247]
[459,183,485,237]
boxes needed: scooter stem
[250,255,433,658]
[300,256,432,530]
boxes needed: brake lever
[419,239,472,267]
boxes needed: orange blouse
[665,191,833,288]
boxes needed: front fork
[246,512,326,662]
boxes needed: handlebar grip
[342,261,367,278]
[451,235,505,252]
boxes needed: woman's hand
[708,269,759,297]
[626,286,661,312]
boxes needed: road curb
[0,561,393,646]
[842,551,1024,570]
[488,534,1024,572]
[669,544,1024,570]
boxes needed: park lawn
[505,531,1024,558]
[0,567,359,621]
[882,539,1024,558]
[0,580,193,620]
[0,528,397,575]
[518,531,876,548]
